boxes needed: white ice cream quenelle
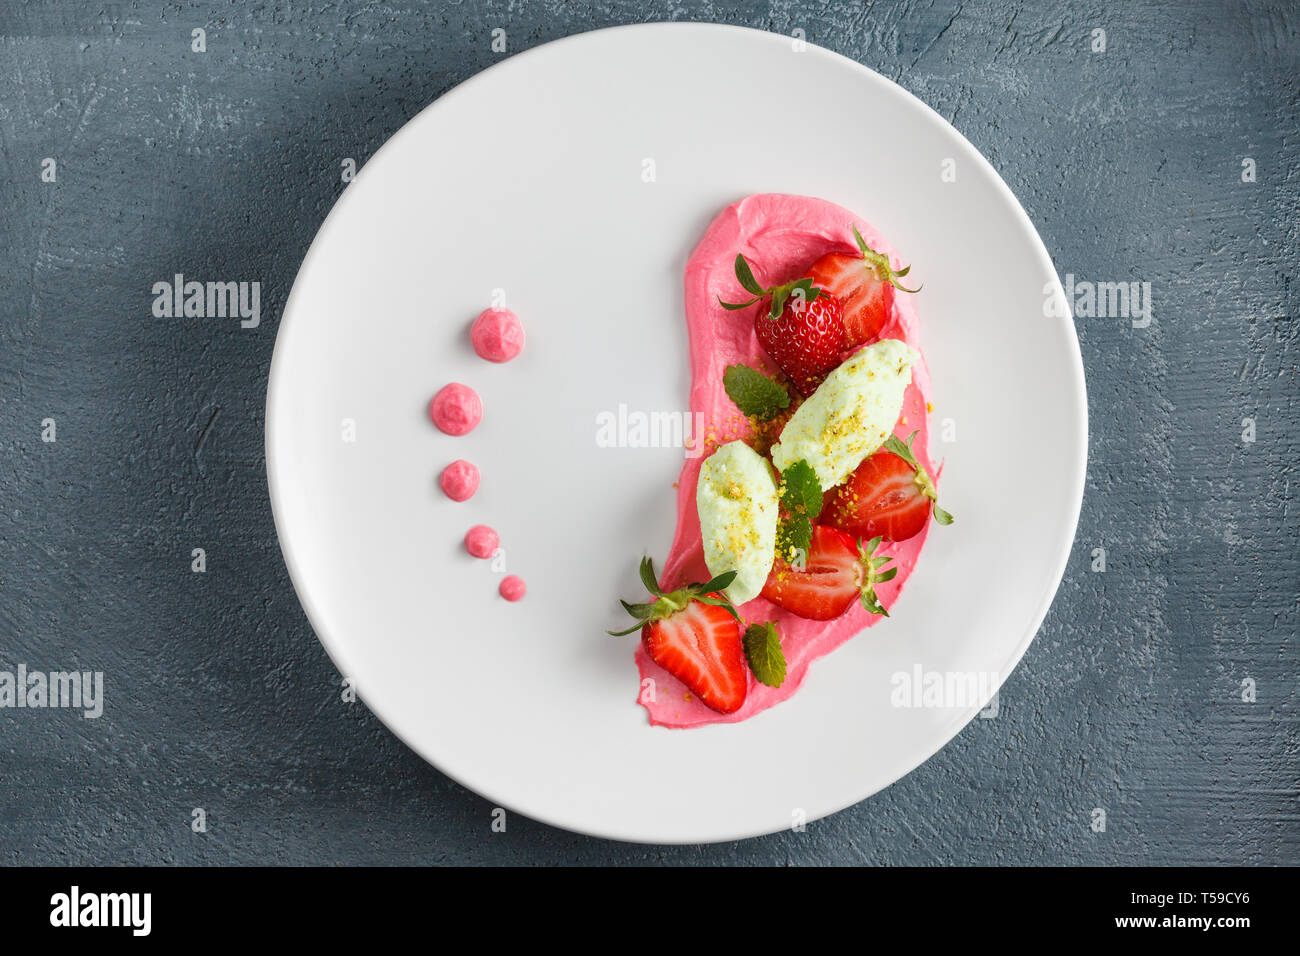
[696,440,779,605]
[772,338,919,490]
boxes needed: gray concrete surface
[0,1,1295,864]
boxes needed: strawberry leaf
[860,594,888,617]
[743,622,786,687]
[857,536,896,617]
[638,556,661,596]
[852,224,921,294]
[696,593,742,622]
[697,569,739,595]
[768,285,789,319]
[786,279,820,313]
[609,558,742,634]
[723,364,790,420]
[723,254,826,318]
[852,224,869,256]
[734,254,765,296]
[882,433,918,468]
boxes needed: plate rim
[265,20,1088,844]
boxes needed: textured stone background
[1,1,1295,864]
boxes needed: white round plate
[267,23,1086,844]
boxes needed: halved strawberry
[719,254,845,396]
[819,431,953,542]
[805,225,919,349]
[760,524,897,620]
[609,558,747,714]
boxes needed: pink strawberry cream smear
[637,193,937,728]
[438,459,480,501]
[429,383,482,436]
[471,308,525,363]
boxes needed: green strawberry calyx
[718,253,824,320]
[881,431,954,526]
[857,536,898,617]
[607,557,740,636]
[853,225,921,294]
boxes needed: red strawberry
[760,524,897,620]
[819,432,953,542]
[609,558,747,714]
[805,225,919,349]
[719,254,845,397]
[753,292,844,398]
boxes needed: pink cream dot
[499,575,526,602]
[471,308,525,363]
[438,460,480,501]
[429,383,482,436]
[464,524,499,559]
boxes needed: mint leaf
[775,459,821,561]
[723,364,790,420]
[743,622,786,687]
[779,459,822,518]
[776,514,812,560]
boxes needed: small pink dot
[464,524,499,559]
[438,460,479,501]
[499,575,526,602]
[471,308,525,363]
[429,383,482,436]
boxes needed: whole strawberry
[720,254,845,397]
